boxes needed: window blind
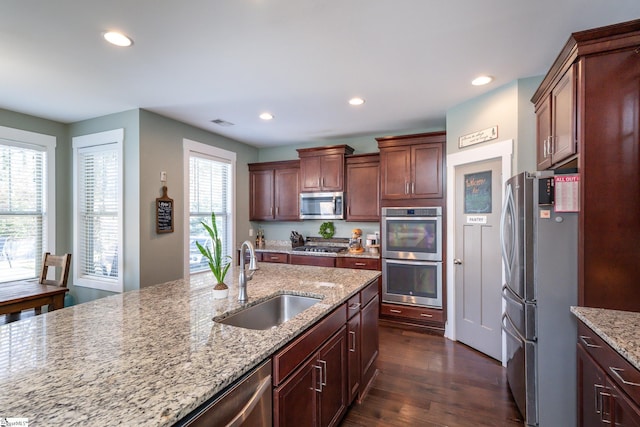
[189,154,232,273]
[77,144,119,281]
[0,142,46,282]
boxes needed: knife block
[291,235,304,248]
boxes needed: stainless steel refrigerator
[500,171,578,426]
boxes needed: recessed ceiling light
[103,31,133,47]
[472,75,493,86]
[349,97,365,106]
[259,112,274,121]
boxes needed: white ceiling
[2,1,640,148]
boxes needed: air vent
[211,119,234,127]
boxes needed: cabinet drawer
[381,303,443,323]
[578,321,640,405]
[261,252,288,264]
[361,280,378,306]
[347,294,361,319]
[272,304,346,386]
[336,257,380,270]
[290,254,336,268]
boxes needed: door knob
[453,259,463,265]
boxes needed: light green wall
[69,109,141,302]
[138,110,258,287]
[0,108,70,256]
[446,76,543,174]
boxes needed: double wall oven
[381,207,443,308]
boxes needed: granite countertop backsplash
[571,306,640,370]
[0,263,380,426]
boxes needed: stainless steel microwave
[299,192,344,220]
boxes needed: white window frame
[0,125,56,280]
[183,139,236,278]
[72,129,124,292]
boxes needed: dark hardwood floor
[342,323,524,427]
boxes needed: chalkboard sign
[156,186,174,233]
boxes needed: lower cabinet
[290,254,336,268]
[272,279,380,427]
[273,326,347,427]
[577,321,640,426]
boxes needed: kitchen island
[0,263,380,426]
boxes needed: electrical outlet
[160,171,167,182]
[249,228,254,237]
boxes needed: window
[0,126,56,283]
[183,139,235,276]
[73,129,123,292]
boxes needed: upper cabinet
[297,145,354,192]
[535,65,576,170]
[532,18,640,312]
[376,131,445,202]
[345,153,380,222]
[249,160,300,221]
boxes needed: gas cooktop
[292,245,347,253]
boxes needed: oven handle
[383,258,441,266]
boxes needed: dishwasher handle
[226,375,272,427]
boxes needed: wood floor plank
[341,323,523,426]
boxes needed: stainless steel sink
[215,294,322,330]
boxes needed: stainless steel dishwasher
[176,359,272,427]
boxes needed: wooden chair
[35,252,71,314]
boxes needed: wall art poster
[464,171,492,214]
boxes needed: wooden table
[0,281,67,318]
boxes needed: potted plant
[196,212,231,299]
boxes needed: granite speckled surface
[0,263,380,426]
[571,306,640,370]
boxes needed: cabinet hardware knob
[319,360,327,386]
[349,303,361,310]
[354,262,366,266]
[420,313,433,318]
[453,259,463,265]
[349,331,356,352]
[389,309,402,313]
[314,365,323,392]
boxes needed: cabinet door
[317,328,348,427]
[346,160,380,221]
[300,156,323,192]
[380,146,411,199]
[551,66,576,165]
[273,356,318,427]
[360,294,379,387]
[412,143,443,198]
[347,314,361,404]
[536,95,553,170]
[578,344,611,427]
[274,167,300,220]
[249,170,274,220]
[320,154,345,191]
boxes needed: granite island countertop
[0,263,380,426]
[571,306,640,371]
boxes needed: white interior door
[454,157,503,360]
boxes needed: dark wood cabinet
[360,293,379,400]
[346,312,361,404]
[345,153,380,221]
[249,161,300,221]
[532,19,640,312]
[273,326,347,427]
[297,145,354,193]
[535,65,576,170]
[290,254,336,268]
[377,131,445,202]
[577,320,640,426]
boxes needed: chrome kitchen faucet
[238,240,259,303]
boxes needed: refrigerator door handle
[501,312,532,344]
[502,283,523,306]
[500,183,516,283]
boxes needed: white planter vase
[212,286,229,300]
